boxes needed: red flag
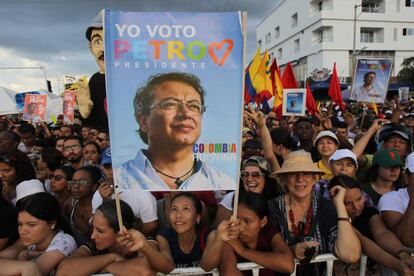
[328,62,345,112]
[306,81,318,115]
[270,59,281,93]
[281,62,298,89]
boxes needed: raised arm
[352,119,384,158]
[200,219,239,271]
[245,107,280,172]
[330,186,361,263]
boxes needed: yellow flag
[252,49,273,95]
[371,101,378,115]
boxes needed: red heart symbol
[208,39,234,66]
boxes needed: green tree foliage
[397,57,414,83]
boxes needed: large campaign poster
[350,58,392,104]
[105,10,244,191]
[22,94,47,122]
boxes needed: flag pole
[233,11,248,219]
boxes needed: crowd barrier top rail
[92,253,368,276]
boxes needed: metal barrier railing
[94,254,368,276]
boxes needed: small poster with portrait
[63,90,76,124]
[22,94,47,122]
[350,58,392,104]
[282,89,306,116]
[399,87,409,103]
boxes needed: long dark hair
[16,192,71,234]
[238,191,269,219]
[96,199,140,233]
[0,150,35,186]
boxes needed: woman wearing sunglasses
[50,165,74,211]
[215,156,280,225]
[0,150,36,204]
[63,165,101,246]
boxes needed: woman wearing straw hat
[268,151,361,274]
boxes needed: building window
[318,1,323,11]
[258,39,262,48]
[403,28,414,36]
[360,27,384,43]
[291,13,298,28]
[405,0,414,6]
[312,26,333,44]
[361,30,374,42]
[294,39,300,52]
[278,48,282,59]
[274,26,280,39]
[265,33,271,45]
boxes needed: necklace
[288,196,313,238]
[153,161,195,187]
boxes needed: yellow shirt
[315,160,334,181]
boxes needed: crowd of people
[0,95,414,276]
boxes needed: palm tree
[397,57,414,83]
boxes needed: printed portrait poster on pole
[104,10,244,191]
[350,58,392,104]
[63,90,76,124]
[22,94,47,122]
[282,89,306,116]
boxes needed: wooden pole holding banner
[115,191,124,230]
[359,111,366,130]
[232,11,248,219]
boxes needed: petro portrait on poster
[104,10,244,191]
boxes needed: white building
[256,0,414,83]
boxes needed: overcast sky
[0,0,280,93]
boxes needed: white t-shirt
[378,188,409,214]
[219,191,235,211]
[92,189,158,223]
[28,231,76,257]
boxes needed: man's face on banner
[364,73,376,86]
[89,29,105,73]
[139,81,202,147]
[27,103,37,115]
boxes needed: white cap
[329,149,358,168]
[405,152,414,173]
[385,110,392,115]
[313,130,339,146]
[15,179,45,202]
[321,107,328,112]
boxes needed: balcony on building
[361,0,385,13]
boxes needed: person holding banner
[57,200,154,276]
[116,72,235,191]
[117,192,215,273]
[201,192,295,275]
